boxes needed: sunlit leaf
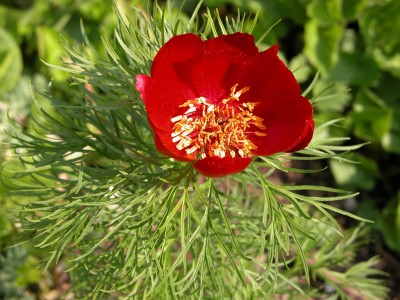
[304,19,342,76]
[307,0,342,25]
[360,1,400,78]
[329,153,378,190]
[0,28,23,93]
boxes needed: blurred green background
[1,0,399,298]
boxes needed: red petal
[233,45,301,102]
[224,44,313,155]
[136,106,195,161]
[175,51,243,100]
[286,119,315,152]
[250,95,314,155]
[154,127,197,161]
[135,74,196,131]
[194,157,252,177]
[153,131,175,157]
[153,131,194,162]
[151,33,204,80]
[204,33,259,57]
[135,74,153,108]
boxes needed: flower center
[170,84,267,159]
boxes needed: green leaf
[377,193,400,251]
[373,72,400,107]
[290,53,312,83]
[342,0,369,21]
[307,0,342,25]
[235,0,310,46]
[0,27,23,93]
[15,255,41,286]
[360,1,400,78]
[329,51,380,86]
[304,19,342,76]
[311,80,351,112]
[381,108,400,154]
[381,130,400,154]
[0,5,22,43]
[351,107,392,142]
[264,0,310,25]
[78,0,110,21]
[0,207,13,239]
[36,26,69,81]
[329,153,378,190]
[349,89,392,142]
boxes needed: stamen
[255,131,268,137]
[171,115,183,123]
[172,136,182,143]
[207,105,215,113]
[185,106,197,114]
[186,145,199,154]
[170,84,267,159]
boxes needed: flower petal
[286,119,315,152]
[233,45,301,101]
[154,126,197,161]
[194,156,252,177]
[151,128,194,162]
[250,95,314,155]
[225,45,313,155]
[174,51,243,100]
[204,32,259,57]
[135,74,195,131]
[151,33,204,80]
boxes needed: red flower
[136,33,314,177]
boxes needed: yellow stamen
[170,84,267,158]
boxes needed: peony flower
[136,33,314,177]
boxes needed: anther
[171,115,183,123]
[170,84,267,159]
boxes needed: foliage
[0,0,119,297]
[1,0,398,298]
[182,0,400,256]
